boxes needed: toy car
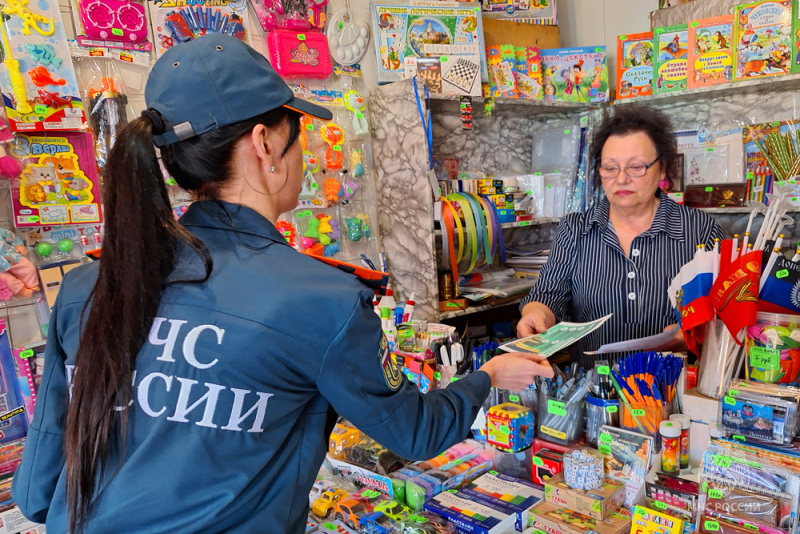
[346,438,405,474]
[309,479,338,508]
[311,487,348,518]
[358,511,398,534]
[373,500,411,522]
[333,497,373,530]
[329,422,362,459]
[400,512,456,534]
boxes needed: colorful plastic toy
[486,402,534,453]
[2,0,54,36]
[320,123,345,169]
[342,180,359,201]
[267,30,332,79]
[79,0,148,43]
[323,241,340,257]
[328,219,341,240]
[35,89,71,108]
[344,90,369,136]
[28,66,66,86]
[307,0,328,28]
[311,487,348,518]
[24,44,61,67]
[351,150,364,177]
[326,7,369,66]
[303,217,321,239]
[323,178,341,202]
[345,217,362,241]
[357,213,371,239]
[275,220,297,247]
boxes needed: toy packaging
[632,505,684,534]
[544,472,625,521]
[0,0,88,132]
[371,2,488,85]
[539,46,609,103]
[733,0,792,80]
[459,472,543,531]
[405,52,482,96]
[267,30,333,79]
[481,0,555,24]
[252,0,328,33]
[529,501,631,534]
[148,0,250,58]
[70,0,152,51]
[616,32,654,99]
[653,24,688,94]
[0,320,29,446]
[9,132,103,227]
[515,47,542,99]
[688,15,734,89]
[597,425,654,508]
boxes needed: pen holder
[537,391,585,446]
[619,401,673,452]
[585,395,619,447]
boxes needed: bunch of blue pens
[535,363,589,445]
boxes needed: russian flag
[679,249,716,354]
[759,256,800,315]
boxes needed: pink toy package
[268,30,332,79]
[75,0,152,51]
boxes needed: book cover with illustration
[688,15,734,88]
[616,32,654,99]
[734,0,792,80]
[653,24,689,94]
[539,46,609,103]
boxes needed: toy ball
[57,239,74,253]
[35,241,52,257]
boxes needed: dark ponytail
[64,106,301,533]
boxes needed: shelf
[434,217,561,236]
[700,207,800,214]
[439,296,523,320]
[429,93,597,118]
[614,72,800,107]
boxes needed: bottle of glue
[403,293,416,322]
[377,285,396,315]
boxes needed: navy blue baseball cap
[145,34,333,147]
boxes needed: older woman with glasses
[517,105,724,367]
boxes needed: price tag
[708,488,723,498]
[433,372,441,380]
[490,470,499,476]
[533,456,544,466]
[298,34,306,40]
[19,349,34,359]
[548,399,566,416]
[705,186,713,192]
[599,444,612,454]
[518,221,532,227]
[606,405,618,414]
[653,501,667,510]
[724,396,736,406]
[632,409,646,417]
[702,482,707,492]
[597,365,610,375]
[729,390,739,396]
[705,521,720,532]
[33,104,48,114]
[499,426,510,435]
[732,434,745,441]
[690,21,699,27]
[713,455,732,468]
[27,216,40,223]
[744,525,758,531]
[112,27,123,36]
[777,269,789,279]
[750,347,780,370]
[509,395,520,403]
[599,433,613,444]
[306,124,315,131]
[333,145,342,151]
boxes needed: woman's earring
[269,166,275,173]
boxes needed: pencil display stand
[697,318,744,399]
[585,395,619,447]
[619,401,674,452]
[537,391,585,446]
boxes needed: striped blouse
[520,190,724,368]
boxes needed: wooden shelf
[439,296,523,320]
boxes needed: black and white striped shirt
[520,190,724,368]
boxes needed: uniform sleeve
[12,295,68,523]
[316,289,491,461]
[519,216,578,321]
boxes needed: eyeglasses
[598,157,660,180]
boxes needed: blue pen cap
[394,306,404,325]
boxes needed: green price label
[19,349,34,359]
[599,444,612,454]
[564,129,570,134]
[744,525,758,531]
[298,34,306,40]
[112,27,123,36]
[599,433,613,444]
[27,216,40,223]
[595,47,602,53]
[592,501,601,512]
[619,35,627,41]
[490,470,499,476]
[518,221,532,227]
[777,269,789,279]
[690,21,699,27]
[33,104,48,114]
[325,523,335,529]
[708,489,723,498]
[653,501,667,510]
[750,347,780,370]
[732,434,745,441]
[655,28,663,33]
[165,178,177,185]
[433,372,441,380]
[713,455,732,468]
[702,482,708,492]
[440,56,449,61]
[705,186,714,192]
[548,399,566,416]
[705,521,720,532]
[724,396,736,406]
[333,145,342,151]
[499,427,510,435]
[607,405,618,414]
[306,124,314,131]
[509,395,520,402]
[597,365,610,375]
[729,389,739,395]
[632,409,646,417]
[533,456,544,466]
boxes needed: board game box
[688,15,734,88]
[733,0,792,80]
[616,32,654,99]
[653,24,689,94]
[539,46,609,103]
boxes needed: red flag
[710,249,762,344]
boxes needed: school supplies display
[688,15,734,88]
[539,46,609,103]
[597,425,654,509]
[745,313,800,385]
[534,364,588,445]
[720,379,800,444]
[653,24,689,94]
[616,32,654,99]
[733,1,792,80]
[148,0,250,57]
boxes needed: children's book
[653,24,689,94]
[632,505,684,534]
[516,47,542,99]
[688,15,734,88]
[733,0,792,80]
[616,32,654,99]
[539,46,609,103]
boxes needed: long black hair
[64,107,301,533]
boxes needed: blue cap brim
[283,96,333,122]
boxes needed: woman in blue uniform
[518,105,724,368]
[12,35,554,533]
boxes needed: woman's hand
[480,352,555,390]
[654,324,688,353]
[517,302,556,337]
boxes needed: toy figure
[329,219,341,240]
[304,217,320,239]
[323,178,341,202]
[276,220,297,247]
[357,213,372,239]
[342,180,359,201]
[317,214,333,233]
[345,217,362,241]
[323,241,340,257]
[28,66,66,86]
[0,229,40,299]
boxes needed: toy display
[688,15,734,88]
[0,229,39,299]
[148,0,250,57]
[734,1,792,80]
[616,32,654,99]
[267,30,333,79]
[326,6,370,66]
[371,3,487,85]
[9,132,103,226]
[72,0,152,51]
[0,320,29,445]
[653,24,688,94]
[539,46,609,103]
[485,402,534,453]
[0,0,87,132]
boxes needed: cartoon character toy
[0,229,40,299]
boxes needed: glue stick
[660,421,681,474]
[403,293,416,322]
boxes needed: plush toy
[0,229,40,299]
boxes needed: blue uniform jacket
[11,201,491,533]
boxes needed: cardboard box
[482,19,560,51]
[424,491,517,534]
[326,456,397,499]
[529,501,631,534]
[544,472,625,520]
[460,472,545,531]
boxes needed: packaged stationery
[688,15,735,88]
[720,380,800,444]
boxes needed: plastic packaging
[745,312,800,386]
[720,379,800,444]
[537,390,586,446]
[562,448,604,491]
[659,420,681,474]
[585,394,619,447]
[268,30,333,79]
[698,318,745,399]
[669,414,691,470]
